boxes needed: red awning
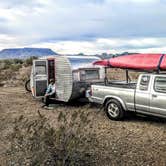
[93,54,165,71]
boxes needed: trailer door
[33,59,48,97]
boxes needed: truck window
[139,75,150,91]
[154,77,166,93]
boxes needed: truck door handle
[152,94,157,98]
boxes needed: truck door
[33,59,48,97]
[135,75,151,113]
[150,76,166,116]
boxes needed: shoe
[42,104,46,108]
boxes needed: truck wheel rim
[108,103,119,118]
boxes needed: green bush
[10,64,22,71]
[2,59,13,69]
[0,61,5,70]
[24,56,38,66]
[13,58,24,64]
[0,59,23,70]
[0,57,37,70]
[3,59,13,66]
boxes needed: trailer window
[80,69,99,81]
[73,71,79,81]
[154,77,166,93]
[85,70,99,80]
[139,75,150,91]
[35,66,46,75]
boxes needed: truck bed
[89,81,135,109]
[94,81,137,89]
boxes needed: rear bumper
[86,90,103,104]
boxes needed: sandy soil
[0,86,166,165]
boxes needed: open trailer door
[33,59,48,97]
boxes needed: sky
[0,0,166,54]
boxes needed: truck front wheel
[105,99,125,120]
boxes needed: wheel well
[103,97,114,107]
[103,97,125,110]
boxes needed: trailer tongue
[93,54,166,71]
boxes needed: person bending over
[43,79,56,107]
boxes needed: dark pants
[45,93,55,106]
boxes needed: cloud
[29,37,166,54]
[0,0,166,54]
[0,0,42,9]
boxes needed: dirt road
[0,87,40,157]
[0,86,166,165]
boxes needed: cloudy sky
[0,0,166,54]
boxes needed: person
[42,79,56,108]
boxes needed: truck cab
[136,74,166,117]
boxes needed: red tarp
[93,54,165,71]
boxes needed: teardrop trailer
[29,55,105,102]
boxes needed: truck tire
[105,99,125,120]
[25,79,31,92]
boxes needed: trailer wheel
[25,79,31,92]
[105,99,125,120]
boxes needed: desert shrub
[10,64,22,71]
[3,59,13,65]
[0,61,5,70]
[5,109,100,165]
[0,59,23,70]
[24,56,38,66]
[13,58,24,64]
[2,59,13,69]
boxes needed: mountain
[0,48,58,59]
[73,52,139,59]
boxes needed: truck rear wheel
[105,99,125,120]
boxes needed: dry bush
[10,64,22,71]
[0,58,32,87]
[5,109,101,166]
[0,59,23,70]
[24,56,38,66]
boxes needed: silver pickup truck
[87,73,166,120]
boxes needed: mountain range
[0,48,57,59]
[0,47,137,60]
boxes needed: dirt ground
[0,86,166,166]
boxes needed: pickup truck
[87,73,166,120]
